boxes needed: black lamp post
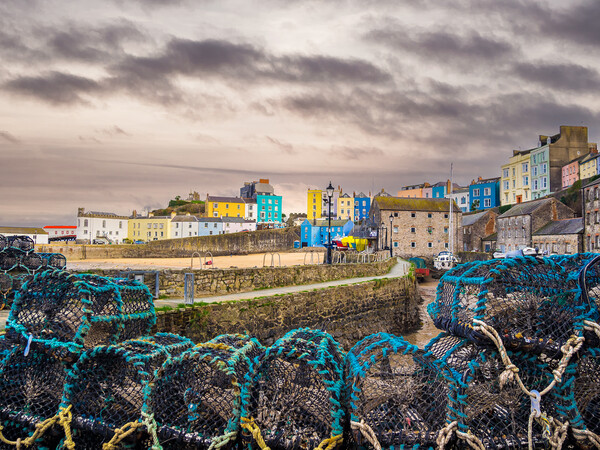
[389,213,394,258]
[326,181,334,264]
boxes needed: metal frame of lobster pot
[147,333,264,449]
[58,334,193,449]
[346,332,454,449]
[5,270,156,360]
[240,328,346,450]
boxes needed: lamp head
[326,181,334,198]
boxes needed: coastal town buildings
[0,227,49,244]
[461,210,497,252]
[353,193,371,223]
[76,208,128,244]
[370,196,462,257]
[300,218,354,248]
[532,218,583,255]
[496,198,574,252]
[128,212,174,242]
[170,214,199,239]
[580,148,600,180]
[469,177,500,211]
[206,196,246,218]
[337,193,353,220]
[43,225,77,242]
[446,187,470,213]
[582,178,600,251]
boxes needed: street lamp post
[326,181,334,264]
[389,213,394,258]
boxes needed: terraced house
[206,195,246,218]
[128,211,174,242]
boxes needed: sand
[67,251,326,271]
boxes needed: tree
[471,199,480,211]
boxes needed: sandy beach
[67,251,326,271]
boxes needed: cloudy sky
[1,0,600,226]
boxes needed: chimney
[77,207,85,216]
[478,176,483,181]
[132,210,137,218]
[170,211,177,218]
[590,143,598,154]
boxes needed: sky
[1,0,600,226]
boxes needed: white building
[0,227,49,245]
[43,225,77,242]
[446,188,470,213]
[170,214,199,239]
[222,217,257,233]
[76,208,128,244]
[245,199,257,220]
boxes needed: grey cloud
[366,26,515,63]
[330,145,384,159]
[266,136,295,154]
[513,62,600,92]
[3,71,102,105]
[98,126,130,137]
[0,131,19,144]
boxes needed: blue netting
[240,328,346,450]
[346,333,453,449]
[147,334,264,449]
[6,269,156,359]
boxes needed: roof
[580,153,600,165]
[43,225,77,229]
[449,187,469,194]
[533,218,584,236]
[132,215,171,220]
[498,198,555,218]
[198,217,224,223]
[171,215,198,222]
[482,232,497,241]
[254,182,274,195]
[340,193,351,198]
[0,227,48,235]
[583,176,600,189]
[472,177,500,185]
[242,198,257,204]
[373,196,456,212]
[355,192,369,198]
[207,196,246,204]
[462,211,490,227]
[79,211,128,219]
[221,217,246,223]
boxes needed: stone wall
[151,276,420,349]
[81,258,397,298]
[37,227,301,260]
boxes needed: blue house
[257,194,282,225]
[432,181,449,199]
[300,219,354,248]
[469,177,500,211]
[353,193,371,223]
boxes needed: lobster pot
[149,334,264,449]
[0,235,6,251]
[6,270,156,359]
[21,253,43,272]
[445,344,557,449]
[0,335,13,364]
[38,253,67,270]
[423,332,482,374]
[241,330,346,450]
[6,236,34,253]
[61,335,193,448]
[427,257,587,357]
[346,333,452,449]
[0,344,69,450]
[0,248,24,272]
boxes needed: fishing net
[148,334,264,449]
[37,253,67,270]
[60,334,193,448]
[241,328,345,450]
[6,269,156,360]
[6,236,34,253]
[346,332,453,449]
[0,343,69,450]
[427,256,592,358]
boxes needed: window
[213,203,217,208]
[503,169,509,178]
[512,168,515,177]
[523,176,529,186]
[102,220,106,228]
[427,213,432,218]
[226,204,229,209]
[522,163,528,172]
[444,213,449,219]
[428,242,433,248]
[445,243,449,248]
[473,188,480,197]
[504,181,509,190]
[541,163,547,174]
[484,198,491,207]
[154,223,158,229]
[461,197,466,204]
[532,167,538,176]
[394,242,398,248]
[411,212,416,218]
[444,227,448,233]
[411,242,416,248]
[84,219,88,227]
[411,227,416,233]
[533,179,538,190]
[512,180,516,188]
[541,177,547,188]
[393,226,398,233]
[160,223,164,229]
[119,221,122,229]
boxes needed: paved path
[0,259,411,330]
[154,258,411,307]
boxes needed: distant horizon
[2,0,599,227]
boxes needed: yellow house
[337,193,354,220]
[397,183,430,198]
[580,152,600,181]
[500,150,531,206]
[307,189,323,220]
[128,211,175,242]
[206,195,246,218]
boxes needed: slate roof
[304,219,353,227]
[171,215,199,222]
[498,198,554,218]
[79,211,128,219]
[0,227,48,235]
[533,218,584,236]
[207,196,246,204]
[462,211,490,227]
[373,196,456,212]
